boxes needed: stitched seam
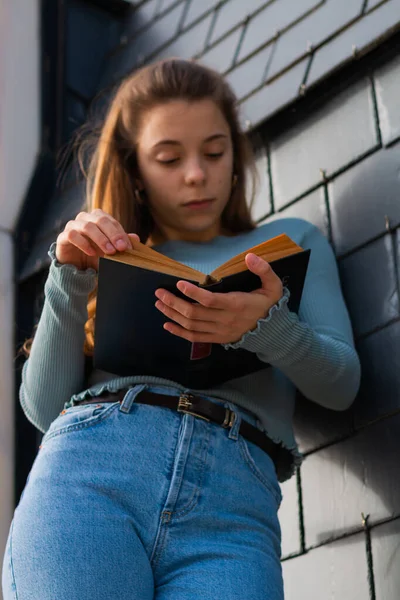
[149,419,183,567]
[238,436,282,505]
[150,521,169,570]
[42,403,120,443]
[171,425,210,518]
[171,487,201,518]
[8,519,19,600]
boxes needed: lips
[183,198,215,206]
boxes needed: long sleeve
[19,243,97,433]
[223,223,361,411]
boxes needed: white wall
[0,0,40,593]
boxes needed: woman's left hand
[154,253,284,345]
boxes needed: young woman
[2,59,361,600]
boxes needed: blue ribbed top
[19,217,361,481]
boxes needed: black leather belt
[73,388,280,471]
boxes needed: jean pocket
[40,402,120,446]
[238,435,282,507]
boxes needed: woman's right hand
[55,209,139,271]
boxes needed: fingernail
[248,253,260,265]
[106,243,115,252]
[116,239,126,250]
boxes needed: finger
[128,233,140,244]
[57,229,98,256]
[154,288,223,321]
[65,220,119,255]
[245,253,271,278]
[174,281,230,310]
[245,253,282,292]
[155,300,219,333]
[176,281,249,319]
[78,210,132,251]
[163,322,215,343]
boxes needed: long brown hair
[25,58,259,358]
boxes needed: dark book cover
[93,249,311,388]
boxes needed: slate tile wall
[269,77,380,210]
[371,518,400,599]
[282,532,371,599]
[19,0,400,596]
[21,0,400,278]
[265,53,400,597]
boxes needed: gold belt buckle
[177,394,210,422]
[221,407,236,428]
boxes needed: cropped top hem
[222,287,291,351]
[48,242,98,278]
[65,379,303,482]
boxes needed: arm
[19,243,97,433]
[223,223,361,411]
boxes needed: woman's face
[135,98,234,244]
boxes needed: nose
[184,160,206,186]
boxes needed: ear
[135,179,144,191]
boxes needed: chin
[184,221,219,234]
[185,210,224,230]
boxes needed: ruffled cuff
[46,241,97,295]
[222,287,292,352]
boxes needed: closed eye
[158,152,224,165]
[158,158,179,164]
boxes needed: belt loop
[224,401,241,440]
[256,418,265,433]
[119,384,147,414]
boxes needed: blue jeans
[2,384,283,599]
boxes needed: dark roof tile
[374,54,400,145]
[208,0,270,46]
[156,0,182,16]
[266,0,364,81]
[197,27,243,73]
[366,0,388,9]
[269,78,378,208]
[225,44,273,100]
[293,389,354,454]
[371,518,400,600]
[354,320,400,428]
[339,235,399,337]
[182,0,220,29]
[264,186,329,237]
[307,0,400,86]
[239,58,307,130]
[301,415,400,546]
[283,534,369,599]
[328,142,400,255]
[152,13,214,60]
[236,0,321,63]
[279,476,302,559]
[249,150,273,222]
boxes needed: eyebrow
[151,133,228,149]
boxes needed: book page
[211,234,304,279]
[106,241,207,283]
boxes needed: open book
[94,233,311,388]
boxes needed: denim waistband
[138,384,265,433]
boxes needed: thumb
[128,233,140,244]
[245,253,272,288]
